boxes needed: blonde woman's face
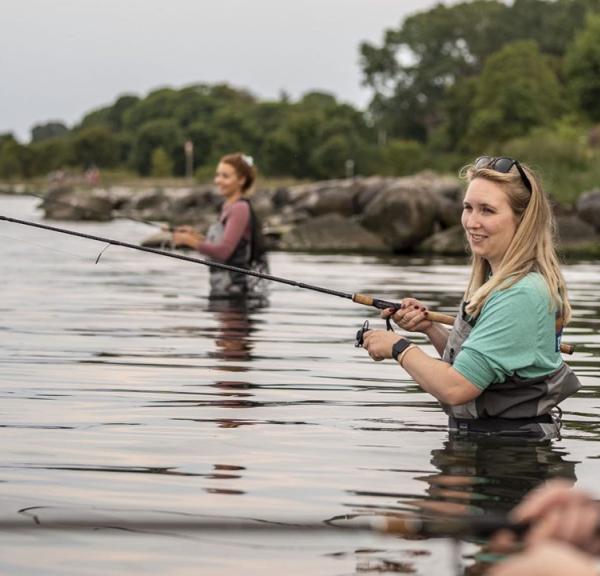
[461,178,519,273]
[214,162,245,199]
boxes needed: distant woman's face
[214,161,245,199]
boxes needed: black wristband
[392,338,412,361]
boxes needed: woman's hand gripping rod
[352,293,574,355]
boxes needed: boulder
[278,213,387,252]
[353,176,393,212]
[429,174,464,228]
[249,187,276,220]
[555,214,598,244]
[42,187,114,221]
[271,187,291,209]
[361,175,440,251]
[292,179,358,217]
[418,225,467,255]
[119,188,172,223]
[283,182,322,206]
[576,189,600,231]
[169,186,220,226]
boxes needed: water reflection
[207,299,261,362]
[418,435,578,516]
[2,196,599,576]
[343,435,579,574]
[420,435,578,574]
[347,434,578,518]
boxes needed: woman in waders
[172,152,268,302]
[362,156,581,440]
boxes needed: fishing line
[95,243,112,264]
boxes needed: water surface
[1,195,599,575]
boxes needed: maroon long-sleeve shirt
[197,200,251,262]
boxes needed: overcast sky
[1,0,444,142]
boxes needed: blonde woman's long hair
[461,161,571,324]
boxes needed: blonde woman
[363,156,580,439]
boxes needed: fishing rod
[0,511,559,539]
[0,213,575,355]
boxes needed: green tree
[27,139,73,176]
[360,1,513,140]
[309,135,356,179]
[122,88,179,130]
[185,122,214,170]
[360,0,599,142]
[430,77,478,152]
[71,126,119,168]
[375,139,428,176]
[79,94,140,132]
[264,92,375,179]
[31,121,68,142]
[150,147,173,177]
[565,14,600,121]
[129,119,182,175]
[0,138,24,178]
[466,41,563,150]
[106,95,140,131]
[508,0,597,56]
[209,108,261,160]
[261,129,298,176]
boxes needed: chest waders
[441,302,581,440]
[206,200,269,301]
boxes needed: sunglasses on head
[474,156,532,193]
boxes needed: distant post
[345,159,355,179]
[184,140,194,180]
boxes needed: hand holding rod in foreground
[488,481,600,576]
[487,541,598,576]
[513,480,600,553]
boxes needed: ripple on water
[1,197,599,574]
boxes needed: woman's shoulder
[486,272,551,312]
[509,272,550,298]
[222,199,250,219]
[231,199,251,216]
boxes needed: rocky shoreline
[2,174,599,256]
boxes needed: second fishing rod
[0,213,575,355]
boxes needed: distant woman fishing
[170,153,269,302]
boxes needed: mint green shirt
[453,273,563,391]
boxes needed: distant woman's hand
[172,226,204,250]
[383,298,432,334]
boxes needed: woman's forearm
[424,323,450,357]
[400,347,480,406]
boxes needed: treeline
[1,0,599,203]
[360,0,600,202]
[0,86,380,183]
